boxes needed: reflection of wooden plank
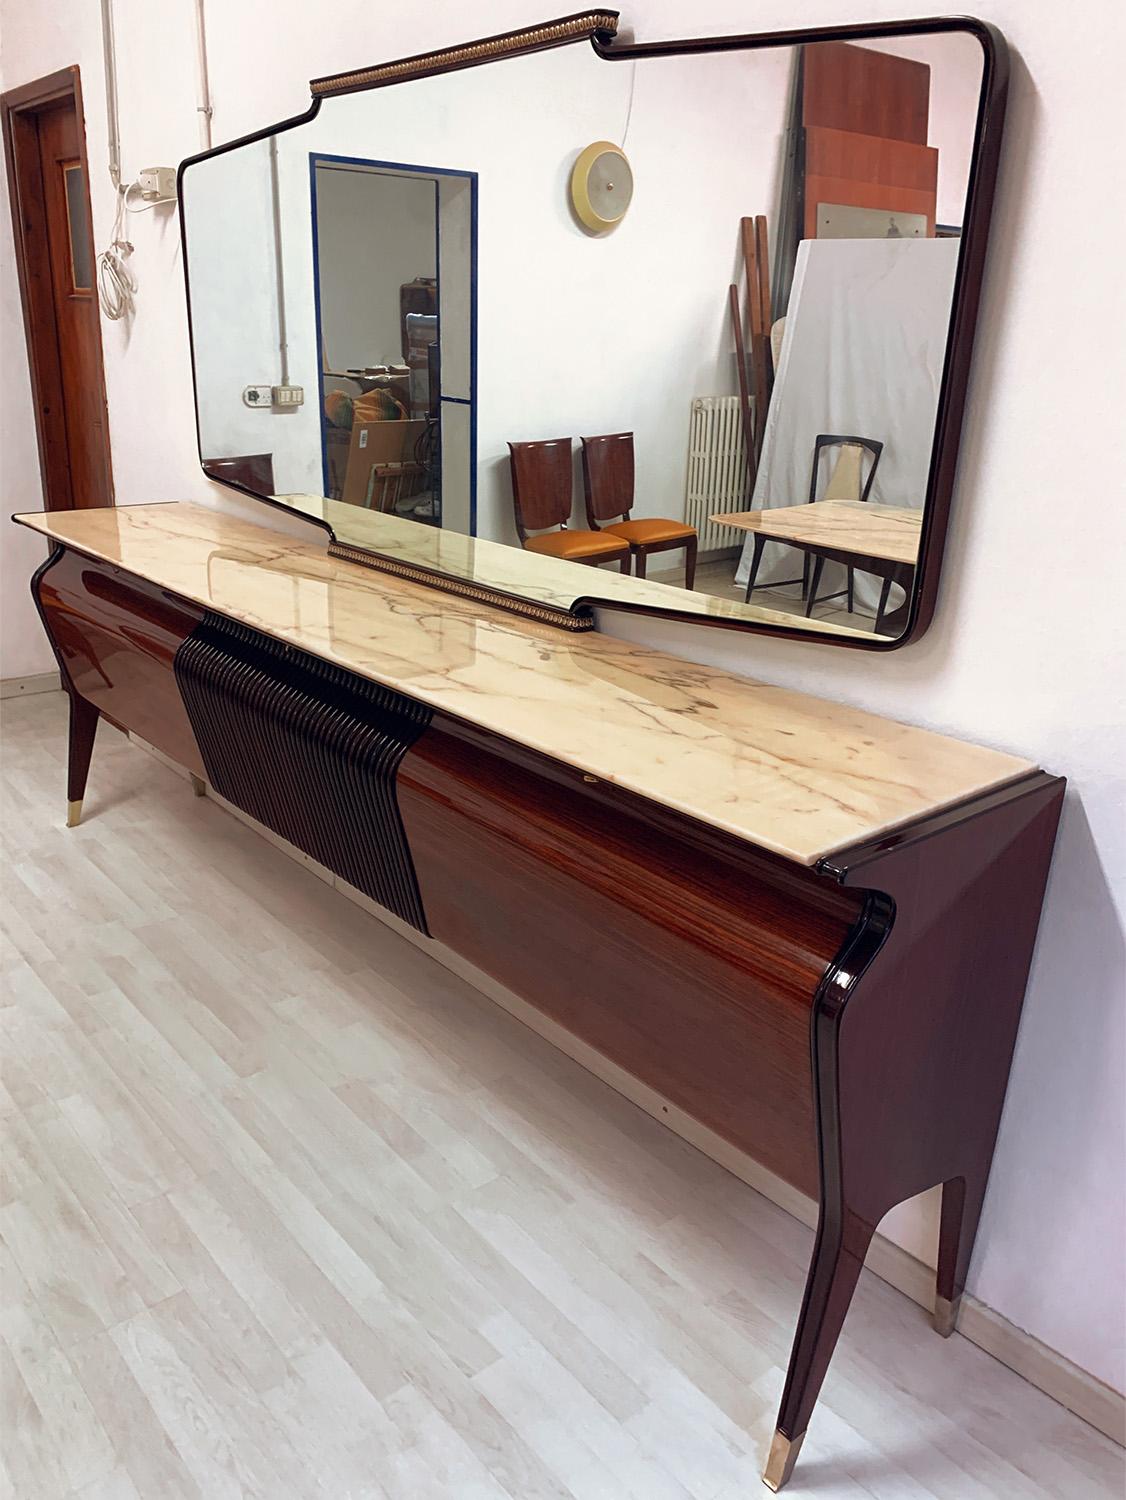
[754,215,773,404]
[802,41,930,143]
[741,218,770,466]
[728,285,756,486]
[804,125,937,236]
[807,126,939,190]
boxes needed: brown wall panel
[804,125,938,236]
[802,41,931,143]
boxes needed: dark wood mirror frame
[178,10,1008,652]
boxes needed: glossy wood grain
[399,712,864,1198]
[33,547,206,777]
[802,39,930,142]
[803,124,937,235]
[773,772,1066,1452]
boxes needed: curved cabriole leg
[66,693,99,827]
[763,1205,875,1490]
[765,776,1065,1488]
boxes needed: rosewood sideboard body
[17,502,1063,1491]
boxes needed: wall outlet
[242,385,273,408]
[136,166,177,202]
[272,384,304,407]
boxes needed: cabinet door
[399,716,863,1195]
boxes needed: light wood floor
[2,691,1121,1500]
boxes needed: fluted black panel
[175,614,431,933]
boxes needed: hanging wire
[98,185,137,321]
[619,60,637,150]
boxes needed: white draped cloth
[735,237,960,615]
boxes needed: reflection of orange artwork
[802,42,938,237]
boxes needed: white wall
[878,31,983,227]
[1,0,1122,1399]
[315,166,436,371]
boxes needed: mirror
[180,15,1003,646]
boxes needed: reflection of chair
[203,452,275,495]
[803,435,883,616]
[508,439,630,570]
[744,433,883,614]
[581,432,697,589]
[365,461,427,513]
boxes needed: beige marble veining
[711,499,924,566]
[13,502,1035,865]
[272,493,873,637]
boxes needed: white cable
[97,185,136,320]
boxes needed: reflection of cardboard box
[342,420,428,508]
[325,428,351,498]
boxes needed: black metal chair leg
[805,556,826,617]
[875,577,893,632]
[744,536,767,602]
[846,567,855,614]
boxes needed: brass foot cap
[934,1294,962,1337]
[66,799,83,828]
[762,1430,805,1492]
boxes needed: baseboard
[1,671,60,700]
[126,733,1126,1449]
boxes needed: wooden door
[3,68,113,510]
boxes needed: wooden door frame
[2,66,114,510]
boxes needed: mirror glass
[182,26,986,641]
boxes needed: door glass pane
[62,162,92,291]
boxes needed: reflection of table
[710,499,923,634]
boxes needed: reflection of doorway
[310,155,476,532]
[3,67,113,510]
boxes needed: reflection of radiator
[684,395,752,552]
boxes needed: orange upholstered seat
[524,530,629,562]
[508,438,631,572]
[581,432,697,588]
[602,517,697,546]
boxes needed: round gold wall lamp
[569,141,633,233]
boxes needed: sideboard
[15,501,1063,1491]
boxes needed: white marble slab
[14,502,1036,865]
[711,499,924,566]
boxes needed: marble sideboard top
[15,502,1036,866]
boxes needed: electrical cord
[97,184,136,321]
